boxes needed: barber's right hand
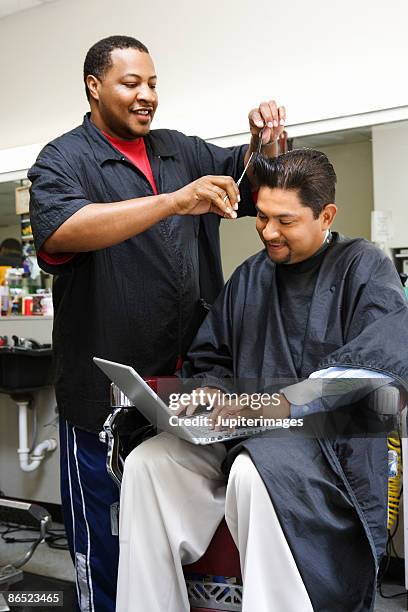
[169,176,240,219]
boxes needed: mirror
[0,180,22,263]
[220,120,407,280]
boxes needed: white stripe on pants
[116,432,313,612]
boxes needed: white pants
[116,432,313,612]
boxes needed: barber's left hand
[248,100,286,145]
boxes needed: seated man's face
[256,187,335,264]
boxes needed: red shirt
[103,132,157,195]
[39,132,157,265]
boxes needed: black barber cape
[183,233,408,612]
[28,114,256,433]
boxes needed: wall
[0,225,20,242]
[1,0,408,150]
[220,138,374,279]
[319,140,373,240]
[372,120,408,248]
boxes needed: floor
[0,526,407,611]
[375,584,407,611]
[0,524,75,611]
[4,572,76,612]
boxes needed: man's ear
[321,203,337,229]
[86,75,100,102]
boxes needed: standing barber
[28,35,285,612]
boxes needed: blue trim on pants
[59,417,120,612]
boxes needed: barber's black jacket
[28,114,255,432]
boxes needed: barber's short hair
[253,149,336,218]
[83,35,149,100]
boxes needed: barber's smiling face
[256,187,333,264]
[89,47,158,140]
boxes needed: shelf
[0,316,53,321]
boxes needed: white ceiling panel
[0,0,56,20]
[295,128,372,149]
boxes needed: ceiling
[294,127,372,148]
[0,0,56,20]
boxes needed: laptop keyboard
[179,421,268,443]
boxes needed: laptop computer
[94,357,271,445]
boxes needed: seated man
[116,149,408,612]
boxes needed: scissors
[238,126,265,185]
[223,127,265,208]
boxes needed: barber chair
[0,499,51,612]
[100,383,242,612]
[100,381,404,612]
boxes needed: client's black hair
[252,149,336,219]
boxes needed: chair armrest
[368,385,401,416]
[101,381,159,489]
[100,406,155,489]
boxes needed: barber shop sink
[0,346,53,394]
[0,342,56,473]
